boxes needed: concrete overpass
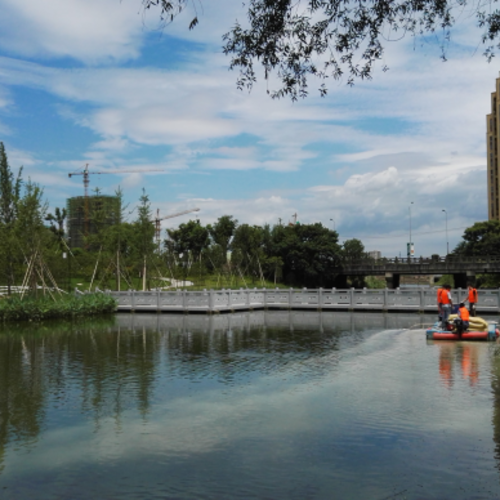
[335,255,500,288]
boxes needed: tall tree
[454,220,500,256]
[0,143,23,294]
[101,187,134,291]
[167,220,210,261]
[231,224,266,277]
[166,219,210,282]
[46,207,67,250]
[271,222,341,287]
[132,190,156,290]
[15,181,50,292]
[342,238,366,262]
[207,215,238,265]
[341,238,367,288]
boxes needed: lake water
[1,311,500,499]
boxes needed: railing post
[419,288,425,312]
[157,288,161,312]
[182,289,187,311]
[263,288,267,309]
[289,288,293,309]
[318,287,323,311]
[383,288,388,311]
[350,287,355,310]
[209,289,214,313]
[131,289,135,311]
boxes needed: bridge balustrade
[106,287,500,314]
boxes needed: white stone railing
[105,287,500,314]
[0,285,67,296]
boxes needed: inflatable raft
[426,316,499,341]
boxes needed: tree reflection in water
[0,311,425,462]
[0,311,472,498]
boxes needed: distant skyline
[0,0,498,256]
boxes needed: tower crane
[68,163,163,239]
[153,208,200,245]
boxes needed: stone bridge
[335,255,500,288]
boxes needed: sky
[0,0,498,257]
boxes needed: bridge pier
[385,272,400,289]
[334,274,348,288]
[453,272,476,289]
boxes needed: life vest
[468,288,478,303]
[459,306,470,321]
[437,288,443,303]
[441,290,451,305]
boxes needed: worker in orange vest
[454,302,470,337]
[437,286,444,321]
[441,284,453,330]
[467,285,478,317]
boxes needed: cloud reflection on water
[1,312,500,499]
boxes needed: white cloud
[0,0,144,62]
[0,3,497,257]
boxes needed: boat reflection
[436,342,480,389]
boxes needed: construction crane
[154,208,200,245]
[68,163,163,239]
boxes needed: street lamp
[442,209,449,255]
[408,202,414,258]
[330,218,336,231]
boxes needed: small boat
[426,318,499,341]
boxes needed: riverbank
[0,293,116,322]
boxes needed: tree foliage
[143,0,500,99]
[0,142,22,226]
[342,238,366,262]
[46,207,67,250]
[132,189,156,257]
[0,145,362,290]
[207,215,237,265]
[271,222,341,286]
[231,223,265,271]
[0,143,23,293]
[0,143,61,294]
[454,220,500,256]
[15,180,48,256]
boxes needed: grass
[0,293,117,322]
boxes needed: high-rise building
[368,250,381,260]
[67,195,121,248]
[487,77,500,220]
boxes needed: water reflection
[1,311,500,499]
[437,343,481,389]
[490,344,500,477]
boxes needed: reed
[0,293,117,322]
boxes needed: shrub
[0,293,117,322]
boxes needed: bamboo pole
[89,246,102,292]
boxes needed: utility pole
[442,209,449,255]
[408,201,414,258]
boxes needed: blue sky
[0,0,498,256]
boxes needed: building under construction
[67,195,121,248]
